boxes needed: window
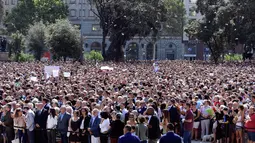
[189,6,197,17]
[70,0,76,4]
[189,0,197,4]
[79,9,85,17]
[70,9,77,17]
[5,0,9,5]
[11,0,15,5]
[92,24,100,31]
[79,0,85,4]
[89,10,95,17]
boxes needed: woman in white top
[99,112,110,143]
[47,108,58,143]
[234,105,245,143]
[13,108,26,143]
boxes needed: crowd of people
[0,61,254,143]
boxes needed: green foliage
[46,19,82,61]
[4,0,68,34]
[0,0,4,24]
[11,52,35,62]
[163,0,186,36]
[4,0,36,34]
[224,54,242,61]
[33,0,68,23]
[85,50,104,61]
[25,21,47,61]
[9,31,25,61]
[185,0,229,64]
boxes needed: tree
[46,19,82,61]
[90,0,182,61]
[185,0,229,64]
[163,0,186,36]
[88,0,125,59]
[9,31,25,61]
[33,0,68,23]
[25,21,47,61]
[0,0,4,24]
[85,50,104,62]
[4,0,36,34]
[4,0,68,34]
[105,0,167,61]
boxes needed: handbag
[12,138,19,143]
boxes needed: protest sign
[44,66,60,78]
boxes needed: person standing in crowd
[35,103,43,143]
[234,105,245,143]
[200,100,211,139]
[146,107,160,143]
[245,106,255,143]
[168,99,180,133]
[99,111,110,143]
[47,108,58,143]
[80,107,91,143]
[13,108,26,143]
[222,107,230,143]
[24,105,35,143]
[42,98,51,143]
[159,123,182,143]
[120,103,128,122]
[88,109,101,143]
[57,105,71,143]
[68,110,81,143]
[118,125,140,143]
[183,103,194,143]
[1,104,14,143]
[191,101,200,141]
[136,116,148,142]
[109,114,125,143]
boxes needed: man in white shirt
[24,105,35,143]
[120,103,128,122]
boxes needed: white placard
[44,66,60,78]
[30,76,38,82]
[52,70,59,77]
[63,72,71,77]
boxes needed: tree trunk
[152,42,156,60]
[102,32,107,59]
[108,34,125,62]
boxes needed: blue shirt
[118,132,140,143]
[159,132,182,143]
[60,113,65,121]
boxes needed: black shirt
[109,120,125,138]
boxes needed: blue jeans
[183,130,192,143]
[27,130,35,143]
[17,130,26,143]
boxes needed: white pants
[201,119,210,139]
[91,135,100,143]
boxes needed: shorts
[193,122,200,129]
[248,132,255,141]
[235,126,242,131]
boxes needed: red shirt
[184,109,194,131]
[245,113,255,132]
